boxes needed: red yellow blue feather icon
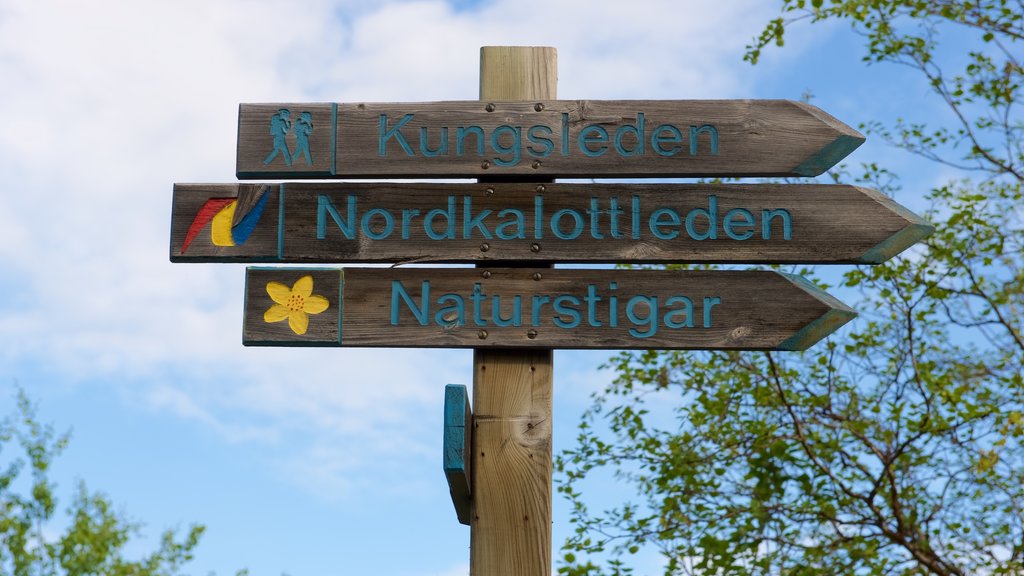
[181,185,270,253]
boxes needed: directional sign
[241,267,856,350]
[236,100,864,179]
[171,182,932,265]
[443,384,472,526]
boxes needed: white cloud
[0,0,785,499]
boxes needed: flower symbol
[263,275,330,335]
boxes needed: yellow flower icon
[263,275,330,335]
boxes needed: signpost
[236,99,864,179]
[172,182,931,264]
[170,45,933,576]
[242,267,855,351]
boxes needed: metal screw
[530,243,541,253]
[478,330,488,339]
[480,242,490,252]
[531,160,542,169]
[532,272,543,281]
[535,184,546,193]
[485,187,495,195]
[534,103,544,112]
[481,160,490,169]
[527,330,538,339]
[485,103,495,112]
[481,270,491,279]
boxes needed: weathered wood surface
[171,183,932,264]
[236,99,863,179]
[471,347,552,576]
[241,267,856,351]
[443,384,472,526]
[471,45,555,576]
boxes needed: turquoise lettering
[651,124,683,156]
[586,197,605,240]
[435,294,465,326]
[689,124,719,156]
[463,197,493,239]
[552,295,581,328]
[470,283,487,326]
[419,126,449,157]
[495,209,526,240]
[491,294,523,327]
[379,114,414,156]
[316,194,356,240]
[685,195,718,241]
[724,208,755,240]
[626,295,658,338]
[401,208,420,240]
[391,280,429,325]
[703,297,721,328]
[491,125,521,167]
[424,197,456,240]
[531,294,550,326]
[552,209,585,240]
[663,296,695,328]
[763,209,793,240]
[613,113,645,156]
[584,284,602,327]
[456,126,485,156]
[526,125,554,157]
[650,207,681,240]
[579,125,609,157]
[361,207,394,240]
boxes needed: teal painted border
[860,223,935,264]
[330,103,338,177]
[777,273,858,351]
[277,183,286,260]
[443,384,468,473]
[856,187,935,263]
[243,266,345,348]
[337,269,345,346]
[792,134,865,177]
[443,384,472,526]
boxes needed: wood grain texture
[471,348,552,576]
[240,267,857,351]
[169,183,280,262]
[236,99,863,179]
[471,45,555,576]
[171,182,932,264]
[444,384,473,526]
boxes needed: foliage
[557,2,1023,575]
[0,390,211,576]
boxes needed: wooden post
[471,46,556,576]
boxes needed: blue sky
[0,1,946,575]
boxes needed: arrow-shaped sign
[171,182,931,265]
[236,100,863,179]
[242,267,856,351]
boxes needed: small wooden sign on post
[171,182,932,265]
[241,267,855,351]
[236,99,864,179]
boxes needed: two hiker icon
[263,109,314,166]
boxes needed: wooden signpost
[170,45,933,576]
[171,182,932,264]
[236,99,864,179]
[242,267,855,350]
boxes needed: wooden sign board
[236,100,863,179]
[443,384,472,526]
[170,183,932,265]
[242,267,856,351]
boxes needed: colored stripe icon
[180,186,270,253]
